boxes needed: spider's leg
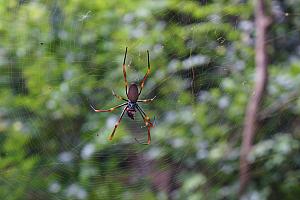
[138,50,151,96]
[123,47,129,96]
[137,105,154,128]
[90,102,127,112]
[136,105,153,145]
[109,106,127,141]
[112,90,128,101]
[137,96,156,103]
[136,105,149,119]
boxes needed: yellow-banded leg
[137,96,156,103]
[90,102,127,112]
[112,90,128,101]
[109,106,127,141]
[138,50,151,96]
[123,47,128,96]
[136,105,153,145]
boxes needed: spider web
[1,0,300,200]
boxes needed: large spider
[90,47,156,145]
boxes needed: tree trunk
[239,0,270,196]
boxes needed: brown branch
[239,0,271,196]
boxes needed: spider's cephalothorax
[90,47,156,145]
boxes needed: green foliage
[0,0,300,199]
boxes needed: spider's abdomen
[128,83,139,102]
[126,102,136,120]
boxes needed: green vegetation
[0,0,299,199]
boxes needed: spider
[90,47,156,145]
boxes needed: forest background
[0,0,300,199]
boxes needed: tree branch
[239,0,271,195]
